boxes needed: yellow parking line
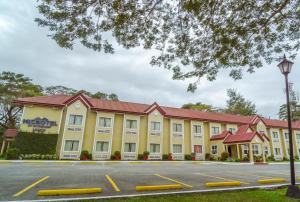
[197,173,249,185]
[129,162,144,165]
[154,174,193,188]
[105,175,120,192]
[13,176,49,197]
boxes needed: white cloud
[0,0,299,119]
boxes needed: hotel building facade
[14,93,300,162]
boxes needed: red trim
[144,102,166,115]
[63,93,93,108]
[12,100,64,108]
[91,108,146,115]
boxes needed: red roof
[223,131,264,144]
[235,124,252,135]
[13,93,300,129]
[210,131,232,141]
[4,128,18,138]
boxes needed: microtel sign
[23,117,57,130]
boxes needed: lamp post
[277,55,299,197]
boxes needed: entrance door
[228,146,232,157]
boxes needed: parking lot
[0,161,299,201]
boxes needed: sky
[0,1,299,119]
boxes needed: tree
[0,72,43,128]
[35,0,300,91]
[182,102,216,112]
[78,90,119,101]
[108,93,119,101]
[44,85,77,96]
[278,85,300,121]
[225,89,257,116]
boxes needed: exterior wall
[20,105,63,134]
[210,140,224,158]
[163,118,170,155]
[111,114,123,154]
[170,118,185,160]
[147,110,163,159]
[209,122,221,137]
[270,128,283,160]
[139,116,148,155]
[190,120,205,160]
[294,130,300,158]
[226,124,238,133]
[60,100,88,159]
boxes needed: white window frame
[173,123,183,136]
[68,114,83,126]
[98,117,112,128]
[275,148,281,156]
[272,131,279,142]
[124,143,136,153]
[95,141,110,153]
[150,143,160,154]
[63,140,80,152]
[211,145,217,155]
[243,145,249,155]
[193,145,203,154]
[211,126,220,135]
[252,144,259,155]
[150,121,161,135]
[229,128,236,133]
[125,119,138,134]
[173,144,183,154]
[193,125,202,137]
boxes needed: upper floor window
[99,117,112,128]
[126,119,137,129]
[151,121,161,132]
[173,123,183,133]
[211,126,220,135]
[296,134,300,140]
[264,146,269,155]
[284,132,289,140]
[228,128,236,133]
[68,115,83,126]
[272,132,279,139]
[193,125,201,134]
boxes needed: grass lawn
[86,187,299,202]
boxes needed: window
[194,145,203,154]
[95,141,109,152]
[173,144,182,153]
[228,128,236,133]
[126,120,137,129]
[173,123,183,133]
[243,145,249,154]
[264,146,269,155]
[99,117,111,128]
[68,115,83,125]
[272,132,279,139]
[285,132,289,140]
[151,121,161,132]
[64,140,79,151]
[275,148,281,155]
[297,134,300,140]
[211,145,217,154]
[124,143,136,152]
[252,144,259,155]
[211,126,219,135]
[150,144,160,153]
[193,125,201,134]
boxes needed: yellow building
[14,93,300,162]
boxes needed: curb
[205,181,241,187]
[257,178,287,184]
[136,184,183,191]
[37,188,102,196]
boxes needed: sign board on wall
[23,117,57,133]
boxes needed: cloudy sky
[0,1,299,119]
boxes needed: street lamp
[278,55,299,198]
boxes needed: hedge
[12,132,58,154]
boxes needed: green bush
[235,158,241,162]
[205,153,211,160]
[242,156,249,162]
[138,154,143,160]
[12,132,58,154]
[6,148,20,160]
[185,154,192,160]
[21,154,57,160]
[283,157,289,161]
[221,152,229,161]
[162,154,168,160]
[80,150,92,160]
[267,155,275,161]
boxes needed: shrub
[205,153,211,160]
[295,156,299,160]
[162,154,168,160]
[143,151,149,160]
[209,156,215,161]
[80,150,92,160]
[168,153,173,160]
[254,155,263,162]
[114,151,121,160]
[12,132,58,154]
[185,154,192,160]
[235,158,241,162]
[221,152,230,161]
[138,154,143,160]
[267,155,275,161]
[226,157,234,162]
[6,148,20,160]
[110,155,115,160]
[242,156,249,162]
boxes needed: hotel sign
[23,117,57,133]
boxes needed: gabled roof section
[62,92,93,108]
[210,131,232,141]
[13,94,68,108]
[235,124,253,135]
[144,102,166,115]
[223,131,264,144]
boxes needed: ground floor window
[64,140,79,151]
[150,144,160,153]
[252,144,259,155]
[96,141,109,152]
[211,145,217,155]
[124,143,136,153]
[243,145,249,155]
[173,144,182,154]
[194,145,202,154]
[275,148,281,155]
[264,146,269,155]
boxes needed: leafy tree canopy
[278,86,300,121]
[36,0,300,91]
[44,85,77,96]
[182,102,217,112]
[0,72,43,128]
[224,89,257,116]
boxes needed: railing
[94,153,110,160]
[97,128,112,134]
[123,153,136,160]
[150,131,161,136]
[173,132,183,137]
[172,154,184,160]
[149,154,161,160]
[126,129,138,135]
[67,127,82,132]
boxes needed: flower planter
[143,155,148,160]
[191,156,196,161]
[114,156,121,160]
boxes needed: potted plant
[191,152,196,161]
[80,150,90,160]
[167,153,173,160]
[143,151,149,160]
[114,151,121,160]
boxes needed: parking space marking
[13,176,49,197]
[225,171,271,179]
[148,162,160,165]
[105,175,120,192]
[129,162,144,165]
[154,174,193,188]
[196,173,249,185]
